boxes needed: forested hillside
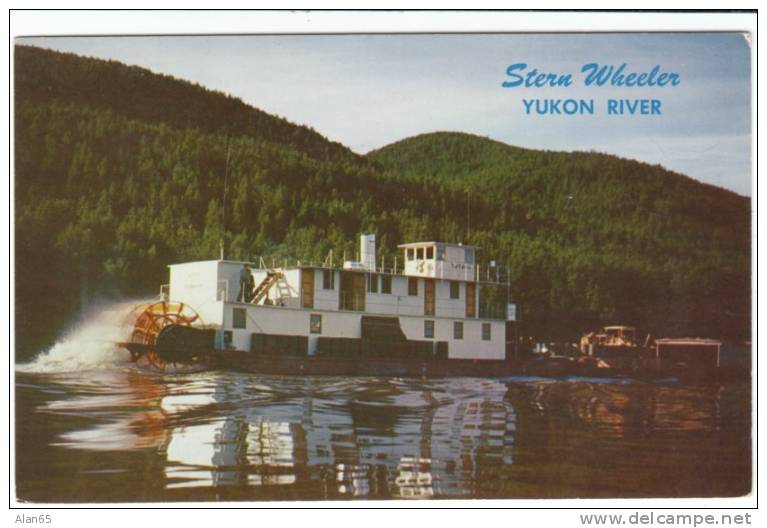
[14,45,750,357]
[368,133,751,341]
[15,45,355,163]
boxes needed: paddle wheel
[122,301,205,371]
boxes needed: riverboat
[120,235,520,376]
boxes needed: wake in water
[17,299,152,373]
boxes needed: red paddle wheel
[123,301,202,371]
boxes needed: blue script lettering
[503,63,573,88]
[581,63,680,87]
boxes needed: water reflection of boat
[27,370,749,500]
[49,370,173,452]
[44,373,518,498]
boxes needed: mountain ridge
[15,44,359,163]
[368,130,747,199]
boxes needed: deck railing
[246,257,512,286]
[218,285,510,321]
[215,258,514,320]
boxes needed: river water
[14,305,752,502]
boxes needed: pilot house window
[416,247,424,260]
[426,246,434,259]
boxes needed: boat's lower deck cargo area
[250,333,308,357]
[247,332,448,361]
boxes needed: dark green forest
[14,45,751,358]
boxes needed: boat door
[340,271,366,311]
[466,282,476,318]
[424,279,435,316]
[301,268,314,308]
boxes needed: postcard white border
[5,8,759,521]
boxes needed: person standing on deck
[239,263,254,302]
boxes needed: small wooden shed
[655,338,721,370]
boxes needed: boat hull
[211,351,520,378]
[119,344,745,381]
[203,352,745,382]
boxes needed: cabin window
[408,277,419,296]
[482,323,491,341]
[381,275,392,294]
[450,281,460,299]
[233,308,246,329]
[426,246,434,259]
[310,314,322,334]
[453,321,463,340]
[407,248,415,261]
[424,320,435,339]
[436,246,445,261]
[323,269,335,290]
[464,247,474,264]
[368,273,378,293]
[416,247,424,260]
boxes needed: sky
[18,33,752,196]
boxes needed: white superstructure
[167,236,516,360]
